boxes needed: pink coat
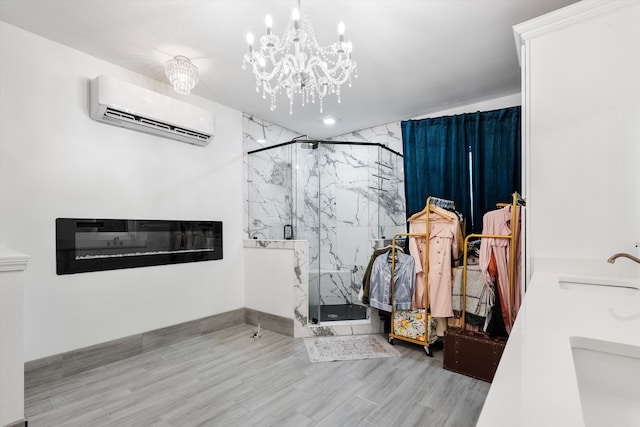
[409,213,460,317]
[479,206,522,333]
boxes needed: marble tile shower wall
[243,114,303,153]
[243,114,406,308]
[314,143,404,268]
[377,147,405,238]
[246,144,294,239]
[327,120,406,251]
[313,143,406,304]
[243,114,302,240]
[326,121,404,155]
[294,143,320,265]
[243,115,405,235]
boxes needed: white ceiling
[0,0,577,139]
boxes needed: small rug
[304,334,402,363]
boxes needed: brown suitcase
[443,327,506,383]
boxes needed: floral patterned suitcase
[392,309,438,345]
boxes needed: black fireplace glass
[56,218,223,274]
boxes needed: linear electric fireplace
[56,218,222,274]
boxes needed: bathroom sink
[570,337,640,427]
[559,276,639,296]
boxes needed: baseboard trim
[25,308,246,389]
[244,308,294,337]
[3,418,28,427]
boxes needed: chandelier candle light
[242,3,357,114]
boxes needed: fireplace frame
[56,218,223,275]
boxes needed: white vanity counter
[476,260,640,426]
[488,1,640,424]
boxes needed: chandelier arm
[282,53,301,76]
[301,43,349,77]
[267,49,281,67]
[305,56,351,86]
[256,58,287,84]
[259,70,284,96]
[318,61,346,78]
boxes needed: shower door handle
[284,224,293,240]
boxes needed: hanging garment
[361,246,394,305]
[369,250,416,312]
[452,265,493,319]
[408,212,460,317]
[478,206,522,333]
[483,251,508,337]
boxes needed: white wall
[415,93,521,120]
[244,247,293,319]
[328,92,522,155]
[520,1,640,275]
[0,22,246,361]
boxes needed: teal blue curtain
[470,107,521,228]
[402,106,521,233]
[401,114,471,227]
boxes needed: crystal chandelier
[165,55,199,95]
[242,3,357,114]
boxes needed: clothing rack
[442,192,524,383]
[461,192,524,328]
[388,196,457,356]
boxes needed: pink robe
[479,206,522,333]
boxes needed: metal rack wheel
[424,346,433,357]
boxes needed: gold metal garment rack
[461,192,523,328]
[388,196,437,356]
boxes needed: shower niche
[247,140,405,324]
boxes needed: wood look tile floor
[25,324,490,427]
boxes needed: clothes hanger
[407,209,428,222]
[496,194,525,208]
[380,244,403,253]
[407,196,457,222]
[429,204,455,221]
[407,203,455,222]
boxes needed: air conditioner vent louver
[103,107,210,143]
[90,76,214,146]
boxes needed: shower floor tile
[320,304,368,322]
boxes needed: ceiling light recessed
[323,117,337,125]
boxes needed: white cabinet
[0,248,29,426]
[514,0,640,281]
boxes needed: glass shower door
[315,142,372,322]
[292,142,322,323]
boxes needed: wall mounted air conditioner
[89,75,214,146]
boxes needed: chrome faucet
[607,253,640,264]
